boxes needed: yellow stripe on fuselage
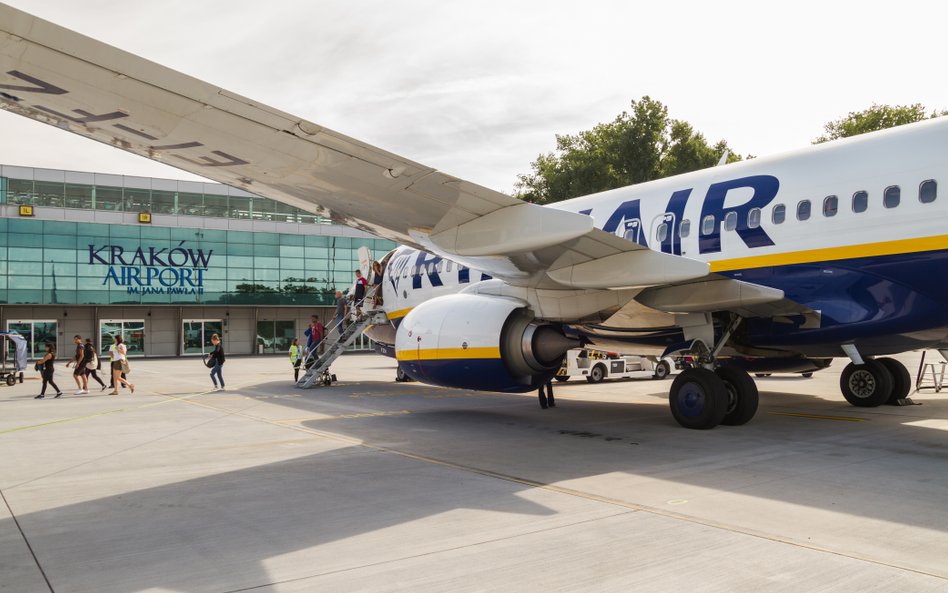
[396,347,501,361]
[710,234,948,273]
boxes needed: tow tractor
[556,348,674,383]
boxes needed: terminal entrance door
[5,320,58,360]
[99,320,145,358]
[183,320,222,355]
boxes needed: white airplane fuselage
[373,117,948,360]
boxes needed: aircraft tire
[669,368,728,430]
[653,360,671,380]
[586,364,606,384]
[715,366,759,426]
[839,360,893,407]
[802,372,814,378]
[395,365,413,383]
[877,357,911,404]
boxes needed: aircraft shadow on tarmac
[5,378,947,591]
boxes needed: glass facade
[0,167,333,225]
[0,217,395,306]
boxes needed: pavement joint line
[768,411,868,422]
[168,394,947,583]
[219,510,639,593]
[0,488,55,593]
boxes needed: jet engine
[395,294,578,392]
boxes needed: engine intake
[396,294,578,392]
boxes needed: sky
[2,0,947,193]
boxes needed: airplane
[1,4,946,429]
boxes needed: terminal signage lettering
[88,241,212,296]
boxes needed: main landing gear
[839,355,912,407]
[667,316,759,430]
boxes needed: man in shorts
[65,334,89,394]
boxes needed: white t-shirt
[109,343,127,362]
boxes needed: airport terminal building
[0,164,396,359]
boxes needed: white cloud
[2,0,947,193]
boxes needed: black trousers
[41,370,60,395]
[538,381,555,408]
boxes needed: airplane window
[884,185,900,208]
[823,195,838,217]
[797,200,811,221]
[679,219,691,238]
[772,204,786,224]
[656,222,668,243]
[723,211,738,231]
[748,208,761,229]
[436,261,443,273]
[446,260,453,272]
[701,215,715,235]
[427,263,434,274]
[622,218,642,242]
[919,179,937,204]
[852,191,868,213]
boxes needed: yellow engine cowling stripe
[396,347,501,361]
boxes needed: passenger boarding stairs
[296,308,387,388]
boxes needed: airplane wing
[0,3,710,292]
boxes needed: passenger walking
[66,334,89,394]
[289,338,302,382]
[304,315,324,356]
[537,378,556,409]
[108,335,135,395]
[333,290,348,336]
[353,269,367,319]
[371,260,384,307]
[83,338,107,391]
[208,333,225,390]
[34,342,62,399]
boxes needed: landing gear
[667,314,760,429]
[715,367,759,426]
[395,365,414,383]
[669,368,729,430]
[877,357,911,405]
[839,360,892,407]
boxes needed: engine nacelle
[395,294,577,392]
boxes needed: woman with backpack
[34,342,62,399]
[83,338,107,391]
[208,333,225,390]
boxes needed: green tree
[515,97,740,204]
[814,103,946,143]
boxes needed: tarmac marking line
[275,410,412,423]
[768,411,868,422]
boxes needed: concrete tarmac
[1,351,946,592]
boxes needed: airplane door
[357,246,372,278]
[651,213,677,255]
